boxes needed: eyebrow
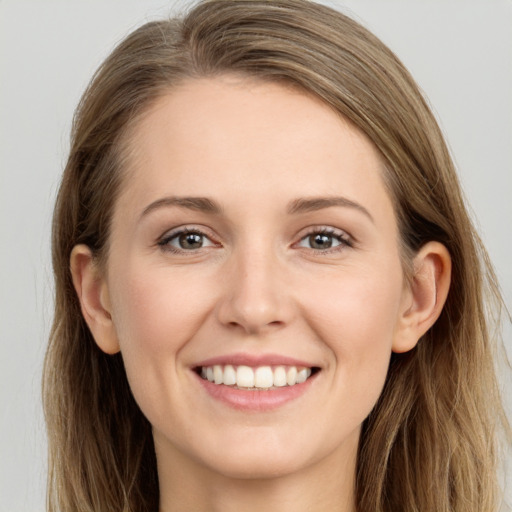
[287,196,374,223]
[140,195,374,223]
[140,196,222,219]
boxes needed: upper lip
[194,353,318,368]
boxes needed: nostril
[224,318,285,335]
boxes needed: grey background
[1,1,511,509]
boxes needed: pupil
[310,233,332,249]
[179,233,203,249]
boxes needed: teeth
[296,368,309,384]
[254,366,273,389]
[273,366,287,387]
[223,364,236,385]
[213,365,223,384]
[199,364,314,389]
[286,366,297,386]
[237,365,255,387]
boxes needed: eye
[296,228,352,251]
[158,228,217,252]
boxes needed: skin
[71,76,451,512]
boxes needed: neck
[156,429,358,512]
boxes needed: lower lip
[194,372,317,411]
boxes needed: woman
[43,1,509,510]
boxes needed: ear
[70,244,120,354]
[392,241,451,353]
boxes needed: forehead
[115,76,395,221]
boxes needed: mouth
[194,364,320,390]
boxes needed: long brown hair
[43,1,510,510]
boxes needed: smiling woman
[43,1,509,512]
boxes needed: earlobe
[70,244,120,354]
[392,241,451,353]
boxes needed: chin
[188,428,330,481]
[204,451,307,481]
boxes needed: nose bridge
[217,239,291,334]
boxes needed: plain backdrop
[1,1,511,510]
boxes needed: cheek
[110,267,208,353]
[305,265,403,346]
[300,265,404,406]
[106,265,220,428]
[106,267,212,400]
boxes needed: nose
[216,247,293,335]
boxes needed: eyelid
[155,224,354,254]
[293,226,354,251]
[157,225,220,252]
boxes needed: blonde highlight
[44,1,510,510]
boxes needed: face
[100,76,413,480]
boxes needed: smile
[198,364,316,389]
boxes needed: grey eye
[176,232,205,249]
[298,231,345,250]
[161,230,216,251]
[307,233,335,249]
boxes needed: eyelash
[157,227,218,254]
[295,227,353,253]
[157,226,353,255]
